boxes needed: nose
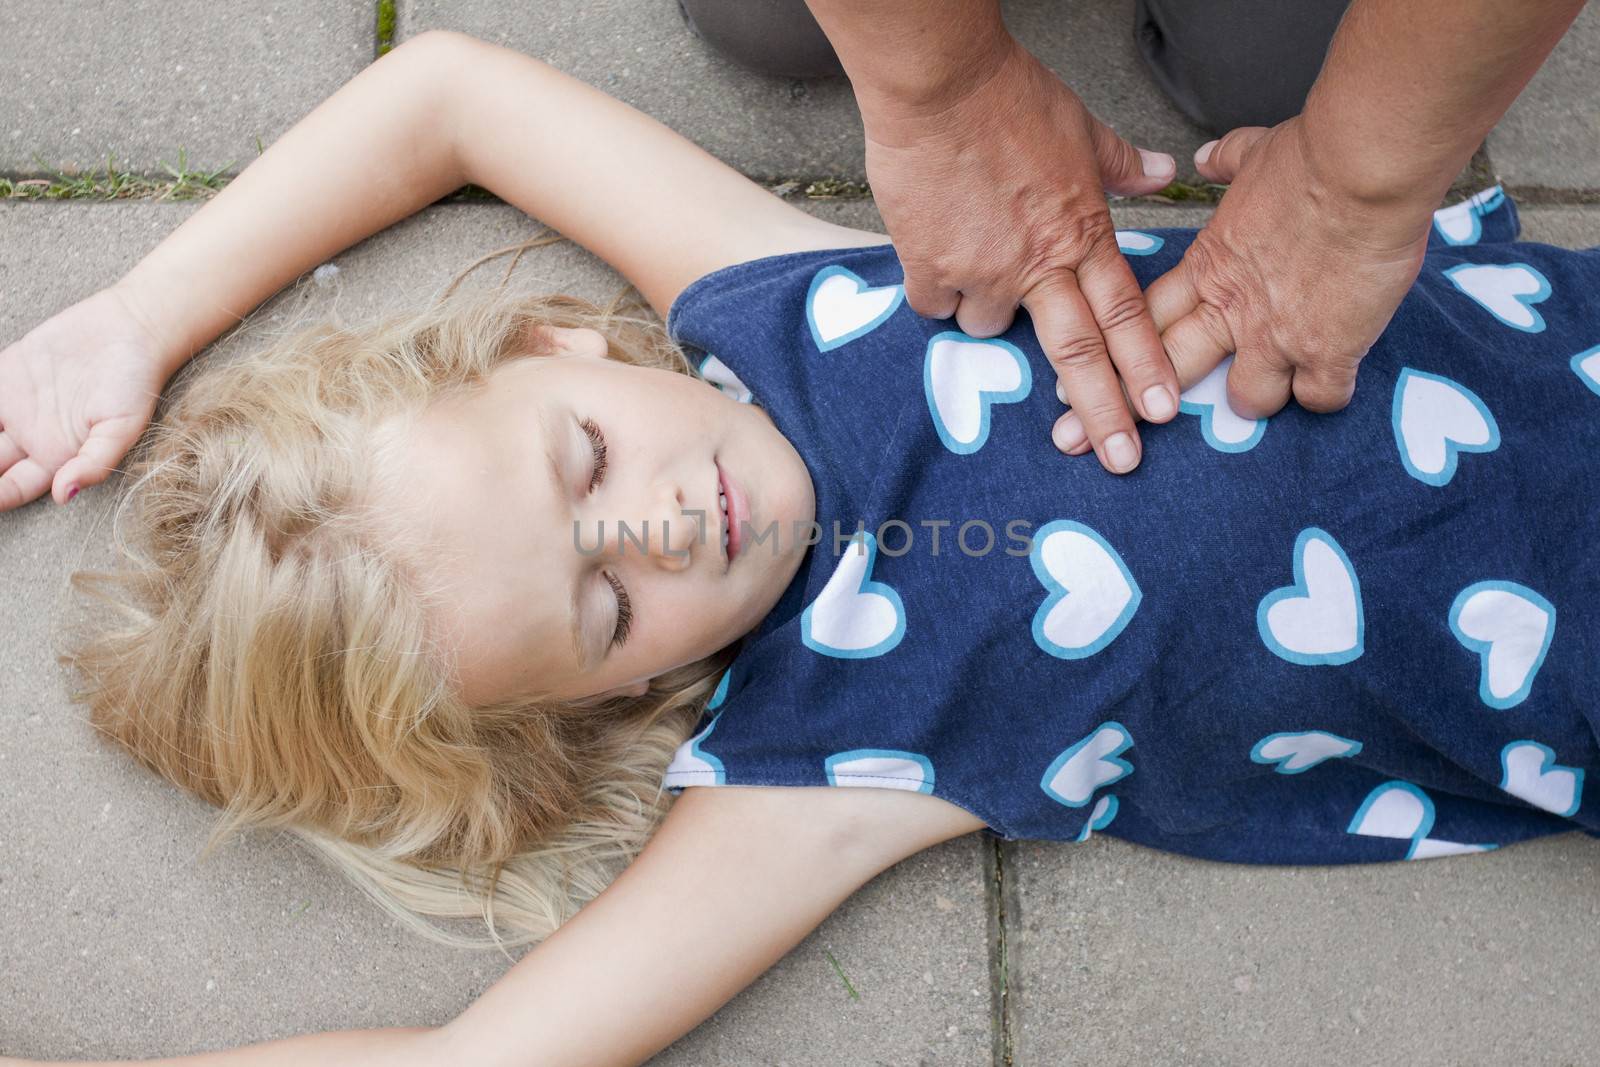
[607,480,698,572]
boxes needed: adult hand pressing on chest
[805,0,1181,475]
[1144,0,1588,422]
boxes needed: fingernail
[1139,149,1176,180]
[1053,414,1086,453]
[1195,140,1218,166]
[66,484,79,503]
[1055,378,1068,405]
[1142,384,1176,420]
[1104,432,1139,473]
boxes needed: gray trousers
[675,0,1351,135]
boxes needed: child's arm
[118,31,479,379]
[427,785,983,1067]
[77,787,980,1067]
[437,33,889,320]
[126,29,884,380]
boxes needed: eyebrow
[538,403,593,673]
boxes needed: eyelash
[582,416,608,493]
[605,571,633,650]
[581,416,631,649]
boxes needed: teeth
[718,490,730,553]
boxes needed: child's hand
[0,285,172,512]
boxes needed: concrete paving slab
[1487,2,1600,194]
[0,0,372,176]
[1004,833,1600,1066]
[0,200,992,1064]
[397,0,1213,183]
[1518,205,1600,249]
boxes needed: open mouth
[715,459,744,565]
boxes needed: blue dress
[661,188,1600,864]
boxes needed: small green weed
[822,949,860,1000]
[2,149,231,200]
[376,0,397,56]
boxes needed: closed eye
[580,416,629,647]
[604,570,632,649]
[582,416,608,493]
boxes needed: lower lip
[718,460,748,564]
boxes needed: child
[1,29,1595,1067]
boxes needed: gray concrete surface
[5,1,1593,195]
[0,1,373,177]
[395,0,1213,183]
[1486,1,1600,193]
[0,200,992,1065]
[1005,833,1600,1066]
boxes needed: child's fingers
[0,450,51,513]
[55,419,139,504]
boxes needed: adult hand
[1145,116,1434,419]
[860,35,1180,474]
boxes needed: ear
[542,325,610,361]
[592,678,651,701]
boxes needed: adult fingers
[1143,256,1201,338]
[1078,237,1179,423]
[1193,126,1271,185]
[1226,346,1295,420]
[1289,357,1361,413]
[953,290,1019,339]
[902,268,961,322]
[1023,273,1143,474]
[1089,114,1176,197]
[1157,299,1235,395]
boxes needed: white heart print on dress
[1257,527,1364,666]
[1391,368,1500,487]
[1431,186,1505,246]
[923,331,1033,454]
[663,715,727,787]
[1573,345,1600,398]
[1449,580,1556,710]
[1347,781,1497,859]
[824,749,935,794]
[801,531,906,659]
[1499,741,1583,818]
[1041,722,1135,808]
[1116,230,1165,256]
[1443,262,1552,333]
[1178,355,1267,453]
[697,354,753,404]
[1029,520,1142,660]
[1250,730,1364,774]
[806,265,905,351]
[1074,794,1120,841]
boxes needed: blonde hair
[54,232,732,955]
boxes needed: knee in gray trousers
[675,0,1351,134]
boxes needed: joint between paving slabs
[376,0,398,59]
[985,836,1018,1067]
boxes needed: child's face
[381,326,816,706]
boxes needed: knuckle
[1092,288,1151,337]
[1046,332,1110,374]
[1293,366,1357,412]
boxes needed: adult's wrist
[1292,103,1446,242]
[853,30,1029,150]
[808,0,1017,130]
